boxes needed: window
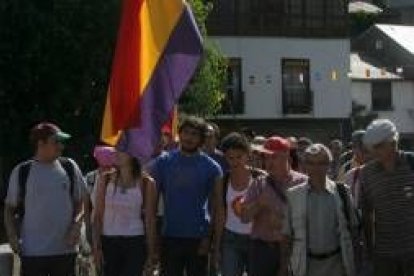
[221,58,243,114]
[306,0,324,29]
[372,82,392,111]
[287,0,304,28]
[282,59,312,114]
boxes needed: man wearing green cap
[4,122,85,276]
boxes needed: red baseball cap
[252,136,290,154]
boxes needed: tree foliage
[0,0,121,173]
[180,0,227,116]
[0,0,226,177]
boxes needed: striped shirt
[360,151,414,256]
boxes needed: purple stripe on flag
[117,5,202,160]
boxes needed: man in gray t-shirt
[4,122,85,276]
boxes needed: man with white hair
[359,119,414,276]
[282,143,356,276]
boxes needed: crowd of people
[3,116,414,276]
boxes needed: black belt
[308,247,340,259]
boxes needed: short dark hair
[221,132,251,153]
[241,127,256,140]
[178,116,207,142]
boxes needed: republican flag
[101,0,202,159]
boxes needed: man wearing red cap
[240,136,307,276]
[4,122,85,276]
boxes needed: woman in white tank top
[92,149,157,276]
[220,132,266,276]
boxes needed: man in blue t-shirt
[150,116,224,276]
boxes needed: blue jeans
[221,229,250,276]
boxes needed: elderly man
[283,143,356,276]
[360,119,414,276]
[241,136,307,276]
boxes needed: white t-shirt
[225,180,252,235]
[93,182,145,236]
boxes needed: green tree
[0,0,226,178]
[179,0,227,116]
[0,0,120,173]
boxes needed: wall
[351,80,414,133]
[212,37,351,119]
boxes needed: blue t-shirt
[151,149,223,238]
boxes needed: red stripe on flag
[109,0,145,131]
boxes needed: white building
[351,24,414,148]
[207,0,352,142]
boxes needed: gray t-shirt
[5,158,85,256]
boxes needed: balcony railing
[207,13,349,38]
[220,90,245,115]
[282,89,313,114]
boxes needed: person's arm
[4,166,21,254]
[144,175,158,265]
[65,161,86,246]
[240,179,265,223]
[359,172,374,256]
[91,171,113,267]
[213,176,225,248]
[205,175,224,269]
[4,204,21,254]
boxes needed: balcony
[282,89,313,114]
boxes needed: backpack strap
[58,157,75,199]
[336,182,351,233]
[266,176,287,203]
[17,160,33,218]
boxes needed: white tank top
[102,182,145,236]
[225,179,252,235]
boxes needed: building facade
[208,0,353,143]
[351,24,414,149]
